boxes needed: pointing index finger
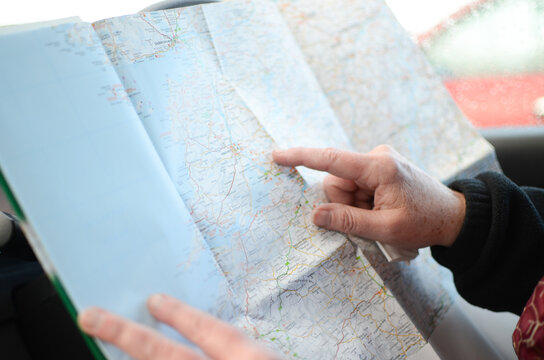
[273,147,367,180]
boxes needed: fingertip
[312,207,331,228]
[147,293,167,313]
[271,149,285,156]
[78,307,105,334]
[272,149,287,163]
[148,294,188,319]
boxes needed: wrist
[439,190,466,247]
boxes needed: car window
[0,0,151,26]
[389,0,544,128]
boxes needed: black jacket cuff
[431,177,492,275]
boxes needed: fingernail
[272,149,285,156]
[313,209,331,227]
[80,309,103,332]
[148,294,165,311]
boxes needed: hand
[78,294,280,360]
[273,145,465,250]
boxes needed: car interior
[1,0,543,359]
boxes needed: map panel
[0,22,235,360]
[274,0,498,181]
[94,4,428,358]
[2,1,504,359]
[202,0,459,338]
[203,0,352,186]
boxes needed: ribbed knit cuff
[431,178,493,275]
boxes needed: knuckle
[144,341,179,360]
[117,324,147,350]
[101,315,124,343]
[323,177,337,200]
[323,147,340,165]
[373,144,394,154]
[187,315,208,344]
[380,154,400,178]
[338,209,358,234]
[141,334,162,360]
[322,174,335,187]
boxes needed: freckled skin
[273,145,466,250]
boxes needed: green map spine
[1,167,106,360]
[51,276,107,360]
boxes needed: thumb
[312,203,390,241]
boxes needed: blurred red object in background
[445,74,544,128]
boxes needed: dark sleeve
[431,171,544,315]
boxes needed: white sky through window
[1,0,474,34]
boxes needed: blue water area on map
[0,23,231,358]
